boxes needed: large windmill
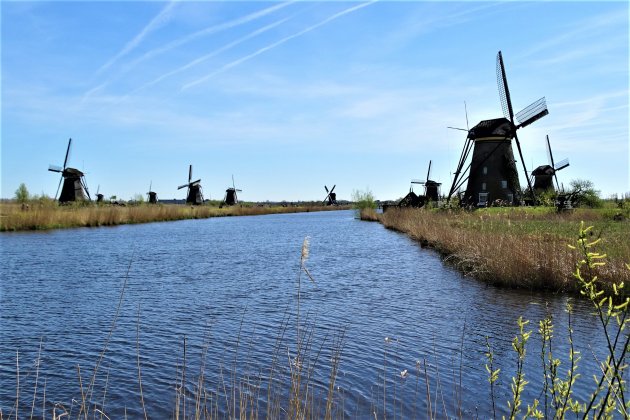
[178,165,204,205]
[147,181,158,204]
[531,135,569,193]
[447,51,549,207]
[223,175,242,206]
[323,185,337,205]
[48,138,91,203]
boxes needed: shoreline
[0,203,351,232]
[361,207,630,295]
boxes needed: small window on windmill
[483,166,488,175]
[501,180,508,189]
[507,193,514,203]
[482,182,487,191]
[479,193,488,206]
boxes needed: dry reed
[370,208,629,293]
[0,203,350,232]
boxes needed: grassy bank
[364,207,630,293]
[0,202,350,232]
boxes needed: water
[0,210,613,417]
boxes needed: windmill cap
[468,118,514,140]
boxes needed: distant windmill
[48,138,91,203]
[531,135,569,193]
[96,185,104,203]
[177,165,203,205]
[411,160,442,202]
[223,175,242,206]
[323,185,337,205]
[447,51,549,207]
[147,181,158,204]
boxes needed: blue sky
[1,1,628,202]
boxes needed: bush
[14,183,29,203]
[569,179,602,208]
[351,188,377,211]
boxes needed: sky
[1,1,628,202]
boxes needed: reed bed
[0,203,349,232]
[369,207,630,293]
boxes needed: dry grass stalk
[372,208,629,292]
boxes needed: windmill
[48,138,91,203]
[531,135,569,193]
[96,185,104,203]
[447,51,549,207]
[323,185,337,205]
[223,175,242,206]
[147,181,158,204]
[177,165,203,205]
[411,160,442,202]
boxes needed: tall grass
[372,207,630,292]
[0,203,349,232]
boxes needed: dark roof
[63,167,84,177]
[468,118,514,140]
[532,165,554,176]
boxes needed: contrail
[130,16,293,96]
[124,1,294,73]
[95,0,178,77]
[182,1,376,91]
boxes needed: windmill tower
[323,185,337,205]
[411,160,441,203]
[223,175,242,206]
[447,51,548,207]
[531,135,569,193]
[177,165,204,205]
[48,138,91,203]
[147,181,158,204]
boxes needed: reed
[0,202,350,232]
[371,207,630,293]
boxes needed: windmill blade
[188,165,192,183]
[411,179,424,184]
[324,185,329,193]
[546,135,555,168]
[97,185,100,195]
[55,175,63,200]
[426,160,432,181]
[177,183,188,190]
[323,194,330,205]
[235,189,242,192]
[513,131,535,202]
[515,97,548,129]
[464,100,469,130]
[330,185,336,193]
[232,174,236,190]
[190,179,201,186]
[63,138,72,170]
[149,181,152,192]
[554,158,569,171]
[447,127,469,132]
[496,51,515,122]
[48,164,63,173]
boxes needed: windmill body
[531,165,555,192]
[463,118,521,207]
[531,135,570,194]
[447,51,549,207]
[147,191,158,204]
[48,138,91,203]
[178,165,204,205]
[223,176,242,206]
[323,185,337,205]
[402,160,441,207]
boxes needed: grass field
[363,206,630,294]
[0,201,350,232]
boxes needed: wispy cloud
[95,0,179,77]
[182,1,377,91]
